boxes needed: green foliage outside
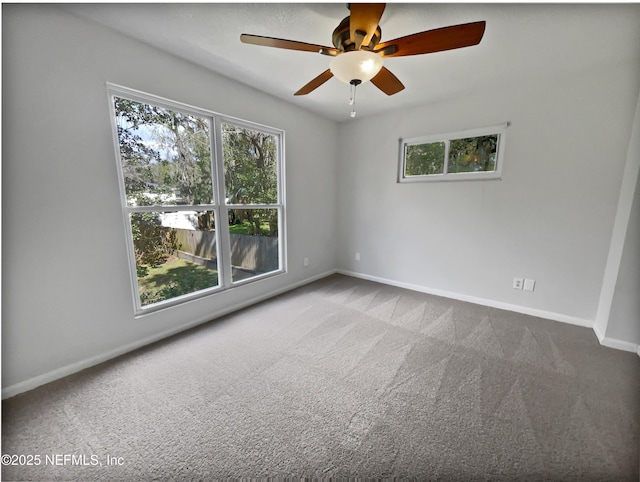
[405,135,498,176]
[115,97,213,207]
[138,257,218,306]
[448,135,497,173]
[223,124,279,236]
[114,96,279,306]
[406,141,445,176]
[222,123,277,205]
[130,212,178,277]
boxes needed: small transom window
[399,123,508,182]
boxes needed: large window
[398,124,507,182]
[109,85,285,314]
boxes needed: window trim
[398,123,508,183]
[107,83,286,316]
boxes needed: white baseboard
[593,322,606,343]
[338,269,593,328]
[2,270,337,400]
[338,270,640,356]
[593,322,640,354]
[599,337,640,354]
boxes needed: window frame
[216,115,287,288]
[107,83,286,316]
[398,123,508,183]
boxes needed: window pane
[405,142,446,176]
[228,208,279,282]
[114,97,213,207]
[131,211,219,307]
[448,135,498,174]
[222,123,278,204]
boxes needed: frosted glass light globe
[329,50,384,84]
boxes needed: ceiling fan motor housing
[332,16,381,52]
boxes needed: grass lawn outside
[137,256,218,306]
[228,220,272,236]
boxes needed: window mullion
[443,140,451,175]
[212,117,233,289]
[276,131,285,205]
[225,203,282,210]
[126,204,217,213]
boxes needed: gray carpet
[2,274,639,481]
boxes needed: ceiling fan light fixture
[329,50,383,84]
[241,4,486,100]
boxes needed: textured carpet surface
[2,274,639,481]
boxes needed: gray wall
[2,5,339,392]
[607,160,640,345]
[594,90,640,349]
[335,47,640,327]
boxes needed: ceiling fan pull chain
[349,79,361,118]
[350,85,356,117]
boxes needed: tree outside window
[111,88,284,313]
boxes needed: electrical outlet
[355,252,361,261]
[524,279,536,291]
[513,277,524,290]
[303,257,309,267]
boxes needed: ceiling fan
[241,3,486,105]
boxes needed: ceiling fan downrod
[332,16,382,52]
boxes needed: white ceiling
[63,3,640,122]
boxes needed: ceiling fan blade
[241,34,339,56]
[375,21,486,57]
[294,70,334,96]
[371,67,405,96]
[349,3,386,49]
